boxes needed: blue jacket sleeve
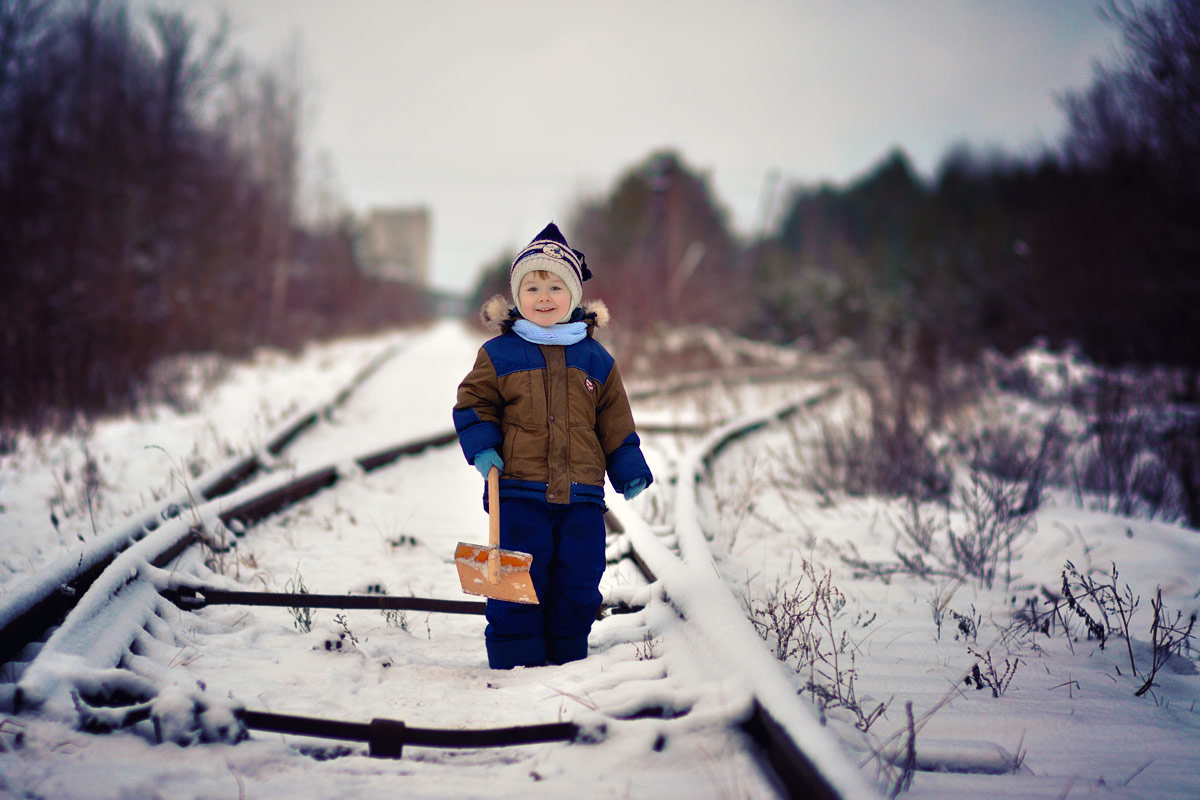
[606,431,653,494]
[593,357,653,494]
[452,347,504,464]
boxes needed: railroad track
[0,337,407,674]
[0,325,875,799]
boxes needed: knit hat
[509,222,592,319]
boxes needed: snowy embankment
[695,362,1200,798]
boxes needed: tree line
[466,0,1197,389]
[0,0,428,433]
[5,0,1197,434]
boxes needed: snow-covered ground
[1,320,1198,799]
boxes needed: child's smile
[518,273,571,325]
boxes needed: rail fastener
[238,709,582,759]
[162,587,488,615]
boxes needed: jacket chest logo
[584,377,595,394]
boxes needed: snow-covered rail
[604,387,874,800]
[6,428,458,715]
[0,340,406,686]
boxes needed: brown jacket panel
[456,339,636,503]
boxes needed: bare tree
[569,151,743,336]
[0,2,427,432]
[1062,0,1200,182]
[254,43,306,338]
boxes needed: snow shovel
[454,466,539,604]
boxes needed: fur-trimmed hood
[480,294,610,334]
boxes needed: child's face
[517,272,571,326]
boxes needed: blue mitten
[473,448,503,478]
[623,478,647,500]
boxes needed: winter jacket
[453,295,653,507]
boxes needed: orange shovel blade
[454,542,539,604]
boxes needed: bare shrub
[947,470,1032,589]
[808,392,952,504]
[1011,593,1066,640]
[840,464,1035,590]
[1074,378,1151,516]
[284,567,314,634]
[331,614,359,648]
[47,433,109,542]
[748,559,887,732]
[711,450,770,554]
[949,605,980,644]
[1059,562,1116,647]
[634,632,659,661]
[1155,412,1200,530]
[966,411,1070,515]
[775,338,976,514]
[979,357,1198,531]
[968,421,1039,482]
[1071,377,1199,528]
[1138,588,1198,697]
[963,646,1021,698]
[1059,561,1197,697]
[142,353,231,415]
[928,581,959,641]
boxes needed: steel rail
[218,431,456,530]
[6,430,460,715]
[0,339,407,669]
[605,388,877,800]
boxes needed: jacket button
[548,415,555,422]
[547,492,555,500]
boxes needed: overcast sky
[184,1,1123,293]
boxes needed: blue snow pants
[485,497,606,670]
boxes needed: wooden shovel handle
[488,465,500,548]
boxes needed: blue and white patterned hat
[509,223,592,317]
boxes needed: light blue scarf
[512,318,587,346]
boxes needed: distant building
[364,206,430,285]
[429,288,468,318]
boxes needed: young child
[453,222,653,669]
